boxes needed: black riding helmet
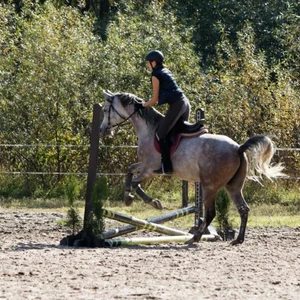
[145,50,164,64]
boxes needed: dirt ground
[0,210,299,300]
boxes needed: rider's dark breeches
[156,97,190,140]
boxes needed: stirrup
[153,164,172,175]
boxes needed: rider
[143,50,191,175]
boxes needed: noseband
[106,97,139,129]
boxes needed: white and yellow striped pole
[102,209,192,237]
[100,205,195,239]
[104,234,218,247]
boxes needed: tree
[0,1,103,190]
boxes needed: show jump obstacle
[60,104,219,247]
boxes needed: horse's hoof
[124,193,134,206]
[148,198,163,210]
[188,226,199,235]
[230,239,243,246]
[185,233,203,245]
[184,236,196,245]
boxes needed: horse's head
[100,90,144,136]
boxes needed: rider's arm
[143,76,159,107]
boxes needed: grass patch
[230,204,300,228]
[247,215,300,228]
[1,197,299,230]
[104,199,300,231]
[1,177,299,231]
[0,197,71,209]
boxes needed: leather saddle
[174,119,206,136]
[154,120,208,154]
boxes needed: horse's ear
[103,90,113,99]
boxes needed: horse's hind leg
[186,188,217,244]
[226,186,249,245]
[226,155,250,245]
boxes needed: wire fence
[0,144,297,150]
[0,144,299,179]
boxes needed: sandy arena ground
[0,210,299,300]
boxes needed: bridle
[106,97,139,130]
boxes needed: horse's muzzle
[99,125,114,137]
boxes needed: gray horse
[99,91,285,245]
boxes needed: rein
[107,98,139,129]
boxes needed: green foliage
[64,175,81,204]
[0,175,34,198]
[63,176,82,234]
[200,23,300,179]
[85,176,108,236]
[65,206,81,235]
[0,0,299,200]
[0,1,101,191]
[215,189,232,233]
[167,0,300,67]
[97,1,202,104]
[244,180,300,211]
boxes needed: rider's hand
[135,102,145,110]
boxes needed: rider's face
[146,60,156,71]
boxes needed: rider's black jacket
[151,65,185,105]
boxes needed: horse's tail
[238,135,286,182]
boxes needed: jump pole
[100,206,220,246]
[104,234,218,247]
[101,205,196,239]
[105,236,193,247]
[102,209,192,236]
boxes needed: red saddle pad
[154,135,182,155]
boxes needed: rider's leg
[154,98,190,175]
[153,136,173,174]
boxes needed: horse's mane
[115,92,163,130]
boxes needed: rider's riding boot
[153,138,173,175]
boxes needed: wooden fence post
[84,103,102,231]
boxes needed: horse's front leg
[132,181,163,210]
[124,162,141,206]
[124,163,163,210]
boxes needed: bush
[216,189,232,233]
[244,180,300,210]
[0,1,102,192]
[85,176,108,236]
